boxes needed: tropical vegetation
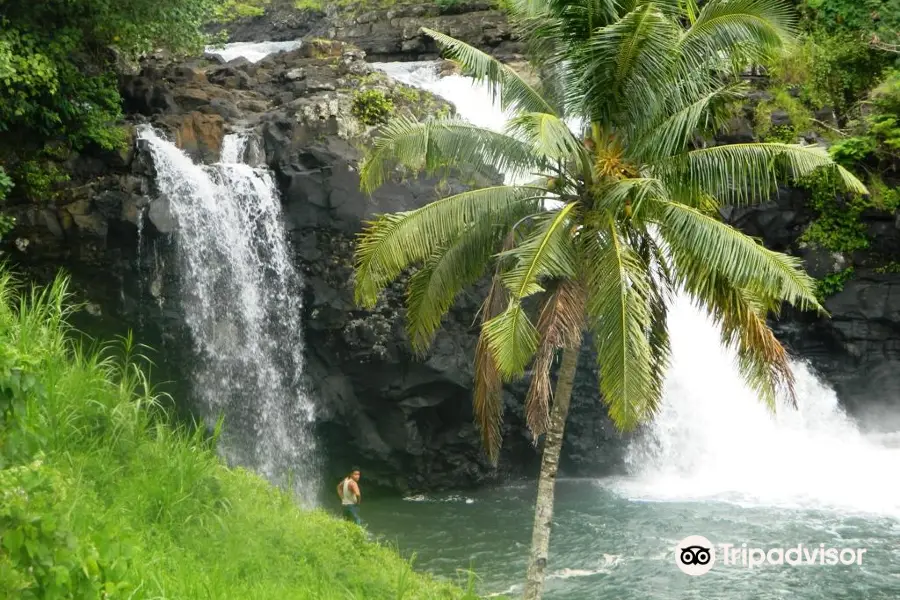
[351,0,867,597]
[0,272,479,599]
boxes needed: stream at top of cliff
[188,43,900,599]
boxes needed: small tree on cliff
[352,0,866,597]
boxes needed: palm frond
[505,112,591,171]
[629,83,747,161]
[499,202,580,301]
[359,115,545,194]
[422,28,558,116]
[406,227,499,356]
[591,177,670,219]
[525,280,585,438]
[479,205,580,382]
[473,272,509,465]
[482,302,540,382]
[691,281,796,410]
[652,199,823,312]
[633,231,673,401]
[656,143,868,206]
[678,0,796,66]
[354,185,546,307]
[583,218,661,430]
[569,4,681,124]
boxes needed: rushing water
[204,40,303,63]
[138,127,317,503]
[355,61,900,598]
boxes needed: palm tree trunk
[523,345,580,600]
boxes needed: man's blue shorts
[342,504,362,525]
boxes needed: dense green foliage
[815,266,855,300]
[0,273,481,599]
[0,0,217,148]
[750,0,900,297]
[353,89,396,126]
[0,0,241,213]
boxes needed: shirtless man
[337,467,362,525]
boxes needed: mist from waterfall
[138,127,317,504]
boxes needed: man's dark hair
[350,466,361,473]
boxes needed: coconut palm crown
[352,0,866,463]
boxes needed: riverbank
[0,272,480,599]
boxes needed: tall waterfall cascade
[138,126,317,504]
[373,60,900,519]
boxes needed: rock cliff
[218,0,521,62]
[1,41,624,494]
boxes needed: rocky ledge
[218,0,521,62]
[1,41,625,493]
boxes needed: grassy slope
[0,273,479,599]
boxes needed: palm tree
[352,0,866,597]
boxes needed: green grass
[0,271,482,599]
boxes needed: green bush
[816,267,855,300]
[352,89,396,126]
[798,168,870,253]
[0,272,482,600]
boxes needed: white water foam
[376,61,900,519]
[205,40,303,64]
[138,127,317,504]
[616,295,900,517]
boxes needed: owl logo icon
[676,536,716,575]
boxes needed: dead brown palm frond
[524,279,586,438]
[715,286,797,410]
[473,266,512,464]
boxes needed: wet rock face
[2,40,626,494]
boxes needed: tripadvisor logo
[675,536,868,575]
[676,535,715,575]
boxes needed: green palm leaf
[690,280,796,410]
[629,83,746,161]
[359,115,545,194]
[499,203,580,301]
[678,0,795,65]
[657,143,868,206]
[354,185,546,307]
[570,4,681,123]
[505,112,590,170]
[652,199,823,311]
[406,201,537,354]
[583,218,660,430]
[483,204,579,380]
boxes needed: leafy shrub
[798,168,870,253]
[352,89,395,126]
[829,136,877,166]
[816,267,855,300]
[0,460,131,599]
[215,0,270,20]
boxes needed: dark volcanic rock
[1,39,624,494]
[218,0,522,62]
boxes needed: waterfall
[373,61,900,518]
[204,40,303,64]
[138,127,317,504]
